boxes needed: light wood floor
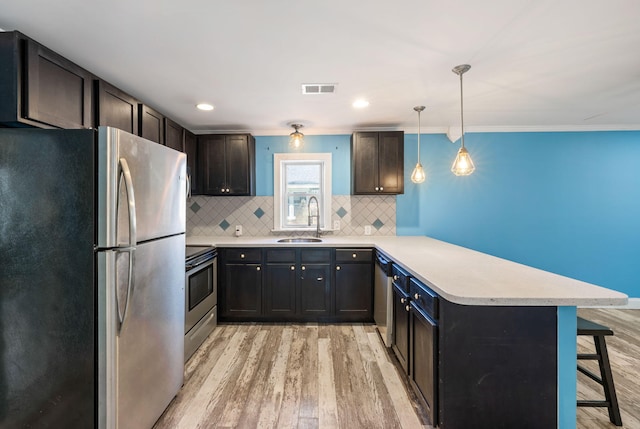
[154,323,431,429]
[577,308,640,429]
[154,308,639,429]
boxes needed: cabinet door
[164,117,184,151]
[392,284,410,373]
[184,130,198,195]
[24,39,93,129]
[351,132,379,194]
[226,134,254,195]
[334,263,373,321]
[198,135,227,195]
[377,131,404,194]
[222,263,262,318]
[265,263,297,318]
[95,80,138,135]
[138,104,164,144]
[299,264,331,317]
[410,306,437,425]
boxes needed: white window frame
[273,153,332,232]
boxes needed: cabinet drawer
[392,265,410,292]
[336,248,373,263]
[410,278,438,320]
[225,248,261,263]
[266,249,296,263]
[300,249,331,263]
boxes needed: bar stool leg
[594,335,623,426]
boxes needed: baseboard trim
[580,297,640,309]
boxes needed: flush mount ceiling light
[289,124,304,149]
[196,103,214,111]
[352,99,370,109]
[411,106,426,184]
[451,64,475,176]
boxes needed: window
[274,153,332,231]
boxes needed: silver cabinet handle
[257,266,261,271]
[316,277,323,281]
[380,187,384,191]
[414,293,420,300]
[301,266,306,271]
[405,305,410,312]
[393,275,398,280]
[352,253,357,258]
[290,266,295,270]
[336,266,341,271]
[240,253,245,259]
[375,187,379,191]
[401,297,407,304]
[226,188,230,193]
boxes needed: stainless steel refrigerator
[0,127,186,428]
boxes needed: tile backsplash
[187,195,396,237]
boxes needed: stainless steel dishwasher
[374,251,393,347]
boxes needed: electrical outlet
[364,225,372,235]
[235,225,243,237]
[333,220,341,230]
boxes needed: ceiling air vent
[301,83,337,94]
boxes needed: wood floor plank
[318,337,339,428]
[299,324,319,420]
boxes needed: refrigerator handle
[117,158,137,334]
[186,173,192,200]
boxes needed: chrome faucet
[308,196,321,238]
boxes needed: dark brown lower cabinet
[410,305,437,425]
[299,264,332,317]
[265,263,297,318]
[222,263,262,318]
[392,283,410,373]
[334,249,373,322]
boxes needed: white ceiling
[2,0,639,135]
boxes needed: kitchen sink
[277,237,323,243]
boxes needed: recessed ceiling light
[196,103,214,111]
[353,99,370,109]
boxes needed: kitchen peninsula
[187,235,627,428]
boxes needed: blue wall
[255,131,640,297]
[398,131,640,298]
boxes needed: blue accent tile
[219,219,230,230]
[336,206,348,218]
[190,202,201,213]
[254,207,265,219]
[372,218,384,230]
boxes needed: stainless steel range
[185,245,217,361]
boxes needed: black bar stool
[577,316,623,426]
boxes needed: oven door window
[188,265,213,310]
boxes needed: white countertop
[187,235,628,307]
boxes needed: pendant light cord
[459,72,465,149]
[417,109,421,162]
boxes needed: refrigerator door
[0,128,96,427]
[97,126,186,248]
[98,234,185,429]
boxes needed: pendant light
[289,124,304,149]
[410,106,426,184]
[451,64,475,176]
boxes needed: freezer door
[98,234,185,429]
[97,126,186,248]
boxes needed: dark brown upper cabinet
[351,131,404,195]
[198,134,256,196]
[164,117,184,151]
[0,31,93,129]
[94,80,139,135]
[184,130,198,195]
[138,104,164,144]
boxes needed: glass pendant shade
[411,162,426,183]
[451,146,475,176]
[289,124,304,149]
